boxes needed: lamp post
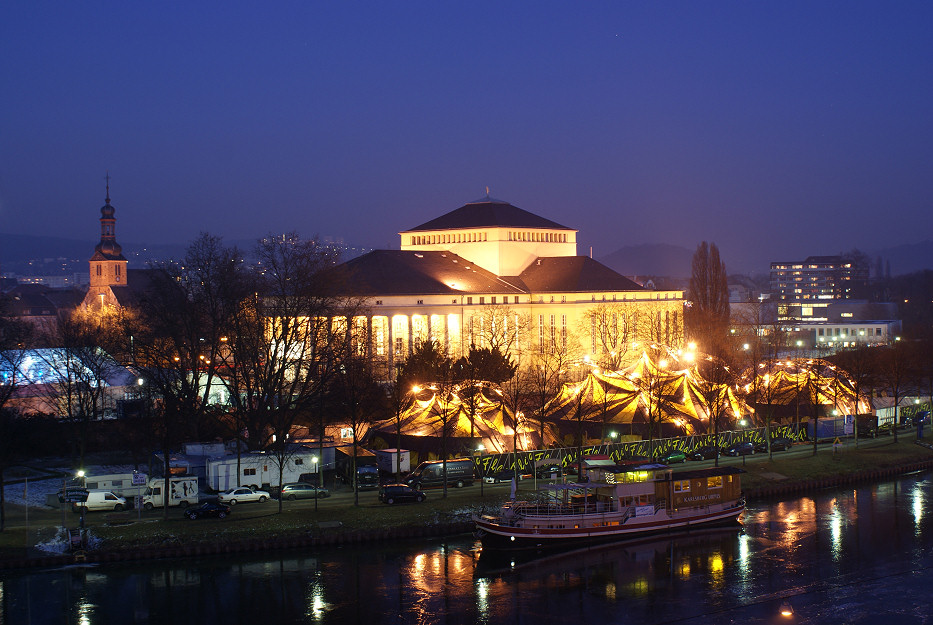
[76,469,86,532]
[312,455,320,511]
[476,444,485,497]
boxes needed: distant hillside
[871,241,933,276]
[0,232,369,273]
[599,243,694,279]
[0,232,89,262]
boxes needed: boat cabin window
[707,476,723,489]
[612,470,653,484]
[673,480,691,492]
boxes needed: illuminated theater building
[337,196,685,376]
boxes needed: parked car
[535,463,564,479]
[658,449,687,464]
[185,502,231,520]
[379,484,426,505]
[688,445,720,461]
[279,483,329,500]
[217,487,270,505]
[722,441,755,457]
[484,469,520,484]
[755,438,793,453]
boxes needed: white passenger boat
[473,459,745,550]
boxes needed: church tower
[86,176,128,310]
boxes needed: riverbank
[1,438,932,571]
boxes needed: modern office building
[770,255,869,305]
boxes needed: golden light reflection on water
[304,575,329,622]
[677,560,691,578]
[777,498,814,563]
[605,581,617,601]
[402,546,478,623]
[828,498,844,561]
[911,482,926,535]
[475,577,490,619]
[630,577,649,596]
[708,552,724,589]
[737,531,751,579]
[76,597,94,625]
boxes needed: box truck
[806,417,852,441]
[336,446,380,489]
[142,476,199,509]
[376,449,410,476]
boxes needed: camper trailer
[206,449,332,491]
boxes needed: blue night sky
[1,2,931,274]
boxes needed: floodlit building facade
[335,196,685,376]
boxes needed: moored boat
[473,459,745,550]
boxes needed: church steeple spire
[89,174,128,292]
[95,173,122,258]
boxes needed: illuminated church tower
[85,177,128,309]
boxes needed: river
[1,472,931,625]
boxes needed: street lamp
[76,469,86,532]
[475,444,485,497]
[312,455,320,511]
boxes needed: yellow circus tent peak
[543,351,749,434]
[740,358,862,414]
[369,385,559,453]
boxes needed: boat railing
[506,499,616,519]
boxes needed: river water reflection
[1,472,931,624]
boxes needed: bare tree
[685,241,730,346]
[401,340,460,498]
[329,352,383,506]
[464,305,529,357]
[833,341,875,447]
[876,339,919,443]
[0,297,33,532]
[36,309,129,469]
[525,343,573,446]
[384,373,416,481]
[693,346,739,467]
[222,233,349,512]
[580,303,634,371]
[131,233,241,519]
[629,348,681,460]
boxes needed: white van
[73,490,128,513]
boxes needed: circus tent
[542,352,749,434]
[367,355,864,449]
[740,359,862,415]
[369,385,559,453]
